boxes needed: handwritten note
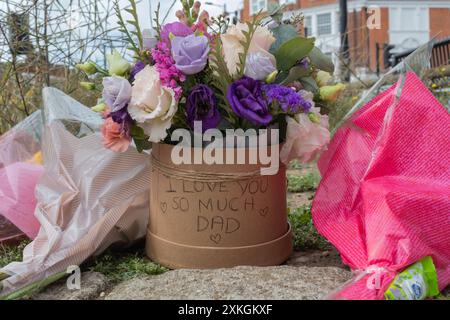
[157,173,271,245]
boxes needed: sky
[128,0,243,30]
[0,0,244,65]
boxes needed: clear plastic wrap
[0,111,44,242]
[0,88,150,296]
[313,43,450,300]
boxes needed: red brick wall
[429,8,450,40]
[298,0,337,9]
[348,8,370,69]
[241,0,251,21]
[368,7,389,71]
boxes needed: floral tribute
[77,0,345,163]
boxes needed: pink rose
[280,108,331,164]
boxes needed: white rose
[128,66,178,143]
[221,23,276,77]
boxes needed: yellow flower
[316,71,332,87]
[320,83,346,103]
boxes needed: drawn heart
[259,207,269,217]
[160,202,168,214]
[210,234,222,245]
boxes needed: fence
[391,37,450,69]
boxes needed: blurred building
[241,0,450,75]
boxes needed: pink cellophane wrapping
[0,112,43,242]
[312,72,450,300]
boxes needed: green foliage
[0,241,29,269]
[279,65,312,85]
[209,37,236,125]
[88,249,168,283]
[289,160,303,170]
[270,24,299,54]
[130,125,152,152]
[288,205,329,250]
[153,2,162,38]
[287,173,320,193]
[309,47,335,74]
[275,37,315,71]
[300,76,319,93]
[267,2,285,24]
[115,0,143,58]
[236,16,261,78]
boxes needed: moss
[288,205,330,251]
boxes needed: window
[304,16,312,37]
[278,0,296,5]
[250,0,267,15]
[317,13,332,36]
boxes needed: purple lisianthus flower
[160,22,193,44]
[130,61,146,82]
[186,84,221,132]
[102,76,132,113]
[171,35,210,75]
[245,52,277,81]
[263,84,313,113]
[109,108,134,136]
[227,76,273,126]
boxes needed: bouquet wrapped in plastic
[313,44,450,300]
[0,111,44,242]
[0,88,150,297]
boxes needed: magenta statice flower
[151,41,185,100]
[263,84,312,113]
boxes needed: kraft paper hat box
[147,143,293,269]
[74,1,340,269]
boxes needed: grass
[287,172,320,193]
[0,241,29,269]
[86,247,168,283]
[289,160,303,170]
[288,204,330,251]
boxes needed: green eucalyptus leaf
[300,76,319,93]
[268,3,283,23]
[309,47,335,74]
[275,37,315,71]
[269,24,299,54]
[280,66,312,85]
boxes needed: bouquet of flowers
[77,0,345,163]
